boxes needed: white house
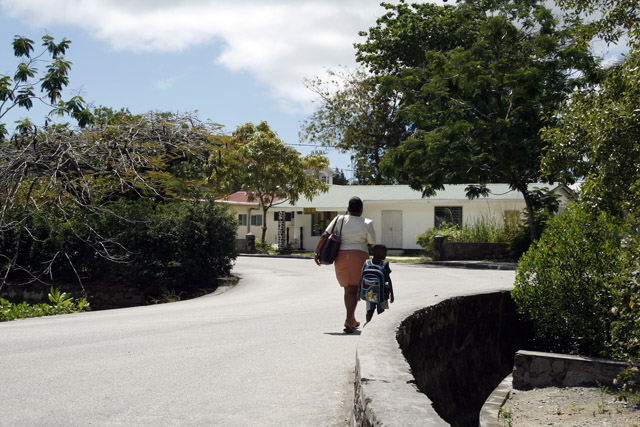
[219,183,573,252]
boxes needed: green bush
[98,199,238,292]
[512,202,629,357]
[0,288,90,322]
[255,239,274,254]
[416,216,519,258]
[1,199,238,298]
[608,231,640,362]
[416,223,459,258]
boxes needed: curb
[238,253,313,260]
[238,254,518,270]
[420,261,517,270]
[479,374,513,427]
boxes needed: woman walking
[314,197,376,333]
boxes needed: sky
[0,0,411,177]
[0,0,627,180]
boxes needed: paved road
[0,257,515,427]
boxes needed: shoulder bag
[318,215,344,265]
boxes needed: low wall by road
[353,290,529,427]
[433,236,508,261]
[513,350,639,390]
[0,277,234,310]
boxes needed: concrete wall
[513,350,639,390]
[0,277,234,310]
[433,238,509,261]
[353,290,530,427]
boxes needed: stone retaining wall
[0,277,234,310]
[353,290,529,427]
[513,350,639,390]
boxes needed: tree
[301,68,408,184]
[354,0,601,241]
[0,35,92,139]
[333,168,349,185]
[226,121,329,242]
[554,0,640,44]
[0,110,227,291]
[542,50,640,216]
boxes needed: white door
[381,210,403,249]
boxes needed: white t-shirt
[325,214,376,253]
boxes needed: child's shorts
[366,300,389,311]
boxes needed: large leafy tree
[301,69,408,184]
[225,121,329,242]
[355,0,601,240]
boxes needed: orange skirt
[334,250,369,287]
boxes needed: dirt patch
[500,386,640,426]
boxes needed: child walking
[364,243,394,323]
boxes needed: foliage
[255,239,275,254]
[276,239,300,255]
[220,121,329,242]
[301,68,408,184]
[0,287,90,322]
[332,169,349,185]
[536,0,640,363]
[150,286,184,304]
[416,223,460,258]
[0,110,227,290]
[354,0,601,241]
[0,35,92,140]
[416,215,520,258]
[1,198,237,296]
[607,230,640,362]
[553,0,640,44]
[512,203,631,357]
[542,48,640,218]
[506,188,562,259]
[89,199,238,292]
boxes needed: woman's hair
[348,196,363,214]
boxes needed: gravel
[500,386,640,426]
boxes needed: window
[250,214,262,227]
[312,211,338,236]
[273,212,294,221]
[238,214,247,226]
[435,206,462,228]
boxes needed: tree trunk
[261,206,268,243]
[518,184,539,243]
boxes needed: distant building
[218,183,573,252]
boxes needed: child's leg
[377,300,389,315]
[366,309,374,322]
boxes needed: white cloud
[155,76,179,90]
[0,0,395,112]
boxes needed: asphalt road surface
[0,256,515,427]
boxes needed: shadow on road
[323,331,362,336]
